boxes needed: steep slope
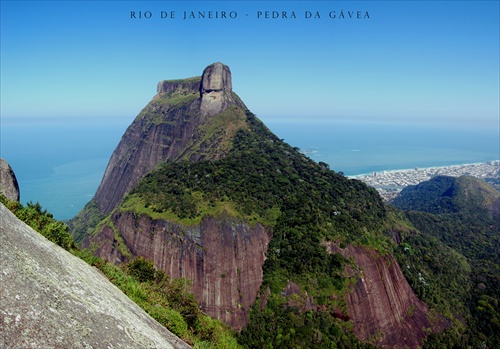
[391,175,499,263]
[86,210,271,329]
[391,176,500,348]
[0,203,190,349]
[74,63,442,348]
[323,243,437,349]
[71,63,247,241]
[391,175,500,217]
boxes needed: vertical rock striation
[200,62,234,117]
[325,243,436,349]
[84,211,272,330]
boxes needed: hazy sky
[1,1,499,126]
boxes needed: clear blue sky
[1,1,499,126]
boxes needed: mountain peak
[71,63,247,225]
[200,62,232,93]
[200,62,234,117]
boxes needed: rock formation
[83,210,272,330]
[324,243,437,348]
[199,62,234,117]
[0,203,191,349]
[0,158,20,202]
[72,62,265,329]
[84,62,243,219]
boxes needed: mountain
[391,176,500,348]
[0,202,190,349]
[71,62,245,237]
[391,175,500,217]
[391,175,499,263]
[71,63,444,348]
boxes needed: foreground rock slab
[0,203,191,349]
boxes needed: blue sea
[1,117,498,220]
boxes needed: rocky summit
[199,62,234,117]
[73,62,245,222]
[0,203,191,349]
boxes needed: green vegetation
[1,194,76,251]
[70,199,106,243]
[119,109,500,348]
[178,105,250,161]
[0,195,241,348]
[391,176,500,348]
[76,251,242,348]
[8,97,498,347]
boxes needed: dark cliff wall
[93,100,202,216]
[84,211,272,329]
[325,243,437,349]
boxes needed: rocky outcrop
[83,210,272,329]
[200,62,234,117]
[157,77,200,94]
[0,158,20,202]
[0,203,190,349]
[324,243,435,349]
[86,62,244,218]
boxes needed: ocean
[1,117,498,220]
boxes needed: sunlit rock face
[324,242,443,349]
[200,62,234,117]
[0,203,191,349]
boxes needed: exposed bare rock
[0,158,20,202]
[0,203,191,349]
[200,62,234,117]
[83,210,272,329]
[324,242,436,349]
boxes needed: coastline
[350,160,500,201]
[350,161,489,178]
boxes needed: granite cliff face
[83,210,271,330]
[0,203,190,349]
[0,158,20,202]
[324,243,437,348]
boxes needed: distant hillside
[391,175,500,216]
[391,175,499,263]
[391,175,500,348]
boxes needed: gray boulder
[0,203,191,349]
[0,158,20,202]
